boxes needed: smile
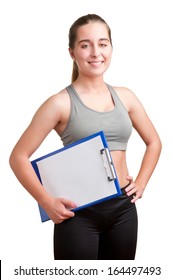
[88,61,104,65]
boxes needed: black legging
[54,186,138,260]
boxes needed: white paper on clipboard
[31,131,121,222]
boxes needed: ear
[68,48,75,60]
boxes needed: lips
[88,61,103,65]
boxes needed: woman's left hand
[125,175,145,203]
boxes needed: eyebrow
[78,38,110,44]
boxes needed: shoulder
[112,86,136,100]
[37,87,70,115]
[111,86,141,112]
[46,88,70,106]
[32,87,71,124]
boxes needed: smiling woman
[69,15,112,82]
[9,14,162,260]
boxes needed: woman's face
[69,22,113,79]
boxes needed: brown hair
[68,14,112,83]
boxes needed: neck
[73,75,107,93]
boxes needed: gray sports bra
[60,84,132,150]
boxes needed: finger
[131,189,144,203]
[60,198,77,209]
[126,186,137,196]
[125,184,134,193]
[54,218,64,224]
[58,205,75,219]
[54,210,74,224]
[126,175,133,183]
[131,193,139,203]
[64,209,75,218]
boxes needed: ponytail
[71,61,79,83]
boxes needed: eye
[81,44,90,49]
[100,43,107,47]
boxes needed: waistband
[120,182,131,194]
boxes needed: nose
[91,45,100,58]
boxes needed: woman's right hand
[41,196,77,224]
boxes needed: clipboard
[31,131,122,222]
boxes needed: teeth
[89,61,103,64]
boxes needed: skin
[9,22,162,224]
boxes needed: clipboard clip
[100,148,116,181]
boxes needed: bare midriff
[111,150,129,188]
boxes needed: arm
[9,93,76,223]
[121,88,162,202]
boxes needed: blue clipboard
[31,131,122,222]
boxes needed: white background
[0,0,173,278]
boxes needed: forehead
[76,22,109,42]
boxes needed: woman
[9,14,162,260]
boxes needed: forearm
[134,139,162,189]
[9,153,51,207]
[9,154,77,223]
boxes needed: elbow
[9,148,30,174]
[156,136,162,155]
[145,134,162,156]
[149,136,162,158]
[9,150,17,171]
[9,148,21,172]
